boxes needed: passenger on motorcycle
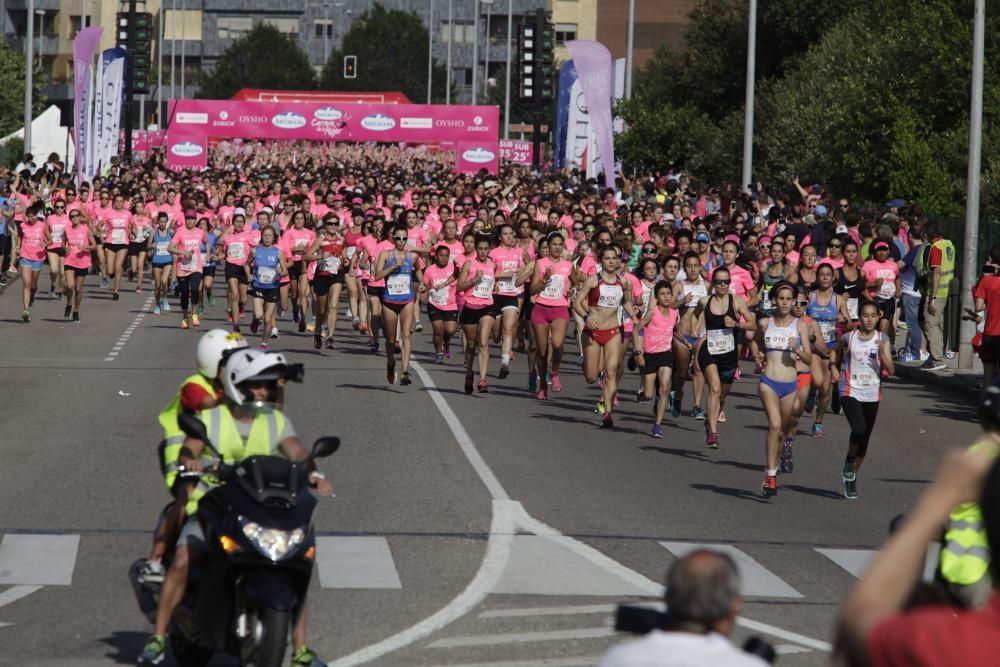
[139,349,334,667]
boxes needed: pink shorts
[530,303,570,326]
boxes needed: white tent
[1,106,75,169]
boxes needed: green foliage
[886,109,962,217]
[319,3,448,103]
[197,24,316,99]
[0,40,47,137]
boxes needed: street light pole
[323,1,329,63]
[445,0,453,104]
[35,9,43,65]
[624,0,635,98]
[471,0,479,104]
[426,0,434,103]
[503,0,511,139]
[483,0,492,98]
[157,1,163,125]
[741,0,757,193]
[179,0,186,98]
[960,0,986,369]
[170,0,176,101]
[24,0,34,155]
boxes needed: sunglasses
[828,243,842,249]
[573,226,584,231]
[393,236,408,241]
[642,248,657,254]
[797,300,809,307]
[713,279,731,285]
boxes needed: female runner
[753,282,813,497]
[635,280,681,438]
[128,199,152,292]
[102,193,133,300]
[62,208,96,322]
[343,209,367,331]
[796,244,819,292]
[196,217,218,312]
[282,210,317,332]
[14,209,47,322]
[529,232,575,400]
[806,263,850,435]
[831,238,865,414]
[671,252,708,417]
[456,234,498,394]
[168,211,207,328]
[374,225,421,386]
[489,223,530,378]
[217,213,254,332]
[783,287,828,472]
[44,198,69,298]
[422,245,459,364]
[149,213,173,314]
[359,224,394,352]
[247,225,288,349]
[304,221,348,350]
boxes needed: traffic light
[344,55,357,79]
[538,20,555,101]
[116,11,152,94]
[517,10,554,105]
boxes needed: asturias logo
[314,106,343,121]
[462,147,496,164]
[170,141,204,157]
[271,112,307,129]
[361,114,397,132]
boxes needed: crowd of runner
[0,143,972,499]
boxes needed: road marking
[479,604,612,619]
[105,296,153,361]
[776,644,813,655]
[315,537,402,589]
[0,585,42,609]
[815,548,877,579]
[659,542,803,598]
[415,658,602,667]
[428,627,617,649]
[0,535,80,586]
[736,616,832,651]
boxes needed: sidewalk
[893,355,983,396]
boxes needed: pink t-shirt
[366,239,394,287]
[535,257,573,307]
[489,245,525,296]
[172,226,207,276]
[578,253,598,277]
[64,223,92,269]
[406,225,429,251]
[18,220,47,261]
[45,214,70,250]
[710,264,754,300]
[282,227,316,261]
[222,230,255,266]
[817,256,845,271]
[863,259,899,300]
[131,215,153,244]
[423,263,458,311]
[463,257,496,308]
[102,209,133,245]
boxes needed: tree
[319,3,447,103]
[0,40,47,137]
[197,24,316,99]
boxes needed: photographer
[968,244,1000,388]
[599,550,768,666]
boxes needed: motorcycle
[130,409,339,667]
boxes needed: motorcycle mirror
[178,413,221,458]
[311,436,340,459]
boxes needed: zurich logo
[314,106,343,121]
[473,115,483,125]
[462,147,495,163]
[219,111,229,120]
[361,114,397,131]
[170,141,204,157]
[272,112,307,129]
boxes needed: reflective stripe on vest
[157,373,215,490]
[185,405,285,516]
[939,440,999,585]
[932,239,955,299]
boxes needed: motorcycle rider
[140,329,248,583]
[139,349,334,666]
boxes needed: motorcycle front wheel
[169,634,212,667]
[240,607,291,667]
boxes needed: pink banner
[167,135,209,170]
[566,40,616,189]
[121,129,167,154]
[166,99,499,170]
[499,139,543,165]
[72,27,103,185]
[455,142,499,175]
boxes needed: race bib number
[386,273,411,296]
[256,266,277,284]
[156,241,169,255]
[683,283,706,308]
[765,330,792,351]
[541,274,565,300]
[851,367,878,389]
[819,320,837,344]
[295,238,309,250]
[346,246,357,259]
[760,288,772,312]
[597,284,623,308]
[706,329,735,355]
[429,286,450,307]
[496,276,517,295]
[847,298,859,320]
[51,228,64,243]
[877,282,895,300]
[227,243,245,260]
[181,253,198,272]
[111,228,127,245]
[473,276,495,299]
[320,256,341,273]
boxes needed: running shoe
[112,292,120,301]
[464,371,474,395]
[260,342,269,350]
[478,378,489,393]
[298,319,307,333]
[306,322,316,333]
[706,432,719,449]
[162,299,171,312]
[325,338,335,350]
[499,362,510,379]
[352,317,361,331]
[691,406,706,420]
[577,354,584,367]
[804,390,817,414]
[292,304,300,323]
[636,390,649,404]
[843,469,858,500]
[100,277,109,289]
[233,324,241,333]
[536,383,548,400]
[137,559,166,584]
[435,352,444,364]
[271,328,279,339]
[812,422,825,438]
[627,353,637,372]
[780,440,794,473]
[135,286,142,293]
[600,414,614,429]
[718,410,727,423]
[761,475,777,498]
[387,364,397,385]
[207,293,215,306]
[651,424,663,439]
[153,304,161,315]
[137,634,166,665]
[72,312,80,323]
[191,313,201,327]
[669,391,682,418]
[250,318,260,334]
[181,318,189,329]
[443,341,451,358]
[733,367,741,380]
[550,372,563,392]
[314,333,323,350]
[64,304,72,319]
[413,320,424,333]
[197,303,204,315]
[21,309,29,322]
[400,371,412,386]
[291,645,326,667]
[528,370,538,394]
[595,401,606,415]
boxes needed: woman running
[14,209,47,322]
[672,252,708,417]
[197,217,218,313]
[573,245,639,428]
[101,193,133,300]
[693,267,755,448]
[422,245,459,364]
[783,287,828,472]
[753,282,813,497]
[529,231,575,400]
[62,208,96,322]
[217,213,254,332]
[489,223,530,379]
[168,211,207,329]
[304,220,348,350]
[862,240,900,339]
[374,225,421,386]
[831,238,864,414]
[359,225,393,353]
[248,225,287,349]
[44,199,70,299]
[806,263,850,435]
[128,200,152,293]
[149,213,173,315]
[796,244,819,292]
[282,210,317,333]
[634,280,681,438]
[456,234,498,394]
[830,301,894,499]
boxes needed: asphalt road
[0,274,982,667]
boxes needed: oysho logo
[435,119,464,128]
[361,114,397,131]
[239,115,269,124]
[272,112,307,129]
[462,147,495,164]
[170,141,204,157]
[314,107,343,121]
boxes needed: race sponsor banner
[564,78,589,169]
[122,129,167,154]
[72,27,103,186]
[167,135,208,170]
[554,61,577,168]
[498,139,540,165]
[565,40,616,189]
[455,142,499,175]
[96,48,127,175]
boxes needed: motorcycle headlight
[239,517,305,561]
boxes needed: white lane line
[479,604,613,619]
[415,658,602,667]
[660,542,802,598]
[736,617,832,652]
[428,627,617,649]
[315,537,402,589]
[0,535,80,586]
[104,295,153,361]
[0,585,43,610]
[815,548,877,579]
[776,644,814,655]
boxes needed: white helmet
[222,348,291,405]
[197,329,249,380]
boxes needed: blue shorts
[761,375,798,400]
[20,258,44,271]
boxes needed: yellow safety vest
[185,405,286,515]
[940,440,999,586]
[932,238,956,299]
[157,373,216,490]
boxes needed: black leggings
[841,396,879,466]
[178,273,202,312]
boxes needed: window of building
[452,67,473,86]
[70,14,92,37]
[164,10,203,40]
[217,15,253,40]
[441,21,474,44]
[555,23,577,44]
[263,16,300,39]
[314,19,333,39]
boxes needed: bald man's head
[664,550,741,629]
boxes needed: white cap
[234,207,246,216]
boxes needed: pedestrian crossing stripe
[659,542,803,598]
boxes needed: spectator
[971,245,1000,387]
[897,224,927,362]
[920,223,955,371]
[598,550,768,666]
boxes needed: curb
[893,361,982,396]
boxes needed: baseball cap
[814,204,828,217]
[873,240,890,251]
[184,208,197,219]
[695,232,710,242]
[835,225,849,235]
